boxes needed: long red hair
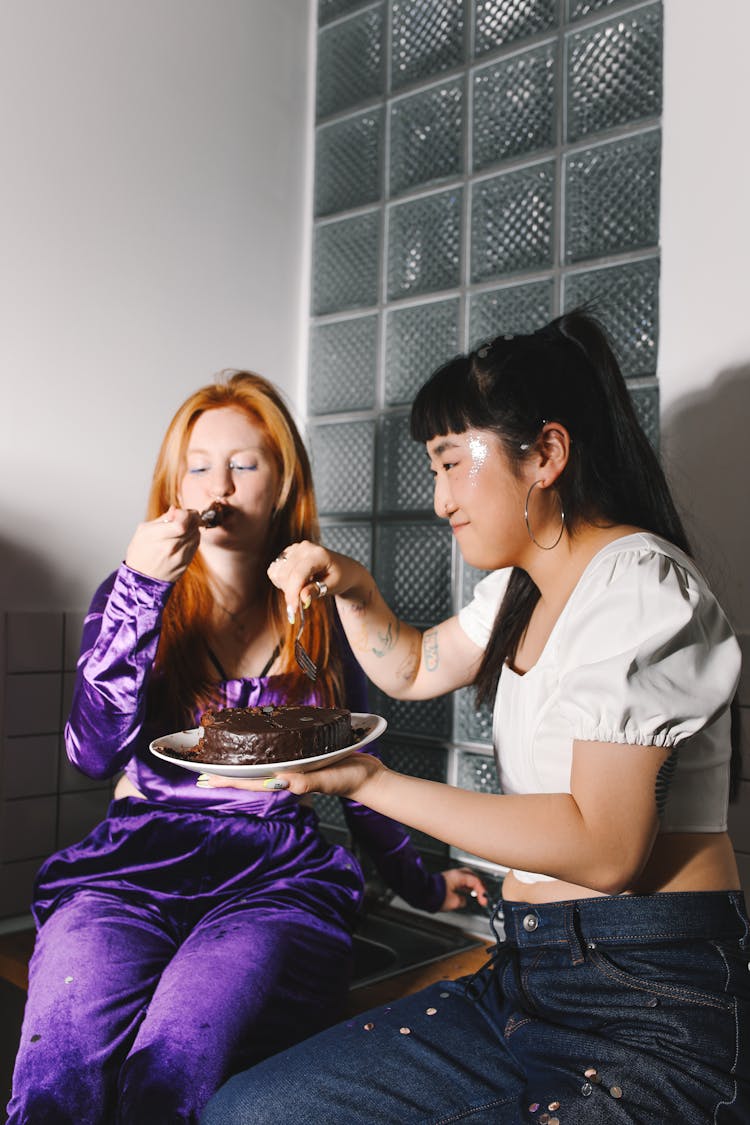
[146,371,343,720]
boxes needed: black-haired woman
[201,312,749,1125]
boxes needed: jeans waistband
[501,891,749,959]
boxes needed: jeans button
[522,913,539,932]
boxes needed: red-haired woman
[7,372,483,1125]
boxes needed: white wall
[661,0,750,892]
[659,0,750,633]
[0,0,313,612]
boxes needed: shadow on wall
[661,362,750,626]
[0,534,68,610]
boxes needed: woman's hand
[196,750,386,803]
[440,868,492,913]
[125,506,202,583]
[439,867,489,912]
[267,541,365,622]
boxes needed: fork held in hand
[294,603,318,682]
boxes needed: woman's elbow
[64,728,121,781]
[582,847,652,896]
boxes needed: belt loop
[564,903,586,965]
[731,892,750,950]
[490,904,505,947]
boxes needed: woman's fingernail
[263,777,289,791]
[301,594,312,609]
[196,773,214,788]
[287,605,295,624]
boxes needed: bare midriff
[501,831,741,904]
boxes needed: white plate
[149,712,387,778]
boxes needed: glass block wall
[309,0,662,907]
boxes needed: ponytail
[410,308,692,703]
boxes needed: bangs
[409,355,486,443]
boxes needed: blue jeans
[201,891,750,1124]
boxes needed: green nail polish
[263,777,289,791]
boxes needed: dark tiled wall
[0,613,112,919]
[309,0,663,885]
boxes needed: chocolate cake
[198,501,230,527]
[182,704,353,767]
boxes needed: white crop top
[458,533,742,884]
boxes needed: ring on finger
[314,579,328,599]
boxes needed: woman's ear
[537,421,571,484]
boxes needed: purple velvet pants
[7,797,363,1124]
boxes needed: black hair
[411,308,741,797]
[410,308,692,703]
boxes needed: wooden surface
[0,930,35,992]
[1,927,491,1015]
[345,940,490,1015]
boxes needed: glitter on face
[467,434,490,481]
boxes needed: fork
[294,602,318,682]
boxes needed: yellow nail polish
[302,594,312,609]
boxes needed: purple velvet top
[64,563,445,912]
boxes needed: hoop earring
[524,480,565,550]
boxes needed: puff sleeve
[555,546,741,748]
[458,568,511,649]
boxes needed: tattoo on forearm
[372,616,400,658]
[346,589,373,617]
[423,628,439,672]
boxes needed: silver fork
[294,602,318,682]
